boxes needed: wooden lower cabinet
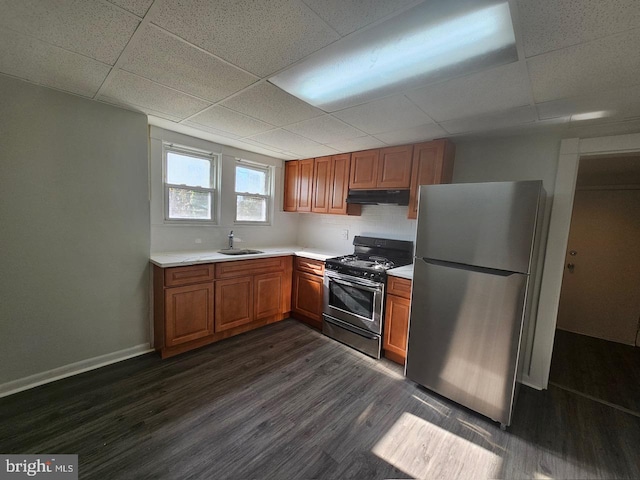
[291,257,325,329]
[154,256,293,358]
[215,277,253,332]
[165,283,214,347]
[383,276,412,365]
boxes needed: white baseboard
[520,375,544,391]
[0,343,153,398]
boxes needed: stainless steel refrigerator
[405,180,545,428]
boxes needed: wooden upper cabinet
[328,153,357,215]
[408,140,455,219]
[311,156,331,213]
[297,158,314,212]
[377,145,413,189]
[283,160,299,212]
[350,149,379,189]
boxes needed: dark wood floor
[2,320,639,479]
[550,329,640,414]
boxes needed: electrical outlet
[195,238,202,244]
[341,229,349,240]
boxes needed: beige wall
[556,188,640,344]
[0,76,150,387]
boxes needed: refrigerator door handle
[421,258,523,277]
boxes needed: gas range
[322,236,414,359]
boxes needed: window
[234,161,271,224]
[164,144,218,222]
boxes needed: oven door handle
[328,276,382,292]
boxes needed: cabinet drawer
[387,276,412,298]
[215,256,288,279]
[294,256,325,276]
[165,264,215,287]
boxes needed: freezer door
[405,259,528,426]
[416,181,542,273]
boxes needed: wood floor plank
[1,320,639,479]
[550,329,640,413]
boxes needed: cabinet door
[297,158,314,212]
[383,293,411,364]
[328,153,351,215]
[292,271,324,328]
[311,156,331,213]
[165,283,214,347]
[215,277,253,332]
[283,160,299,212]
[255,272,282,320]
[408,140,455,219]
[377,145,413,189]
[349,149,379,189]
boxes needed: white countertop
[387,264,414,280]
[150,246,346,268]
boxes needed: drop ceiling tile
[150,0,340,77]
[290,145,341,158]
[99,96,183,122]
[221,82,323,126]
[0,0,139,65]
[536,84,640,122]
[566,118,640,139]
[301,0,417,36]
[98,70,211,120]
[528,29,640,103]
[247,129,323,152]
[517,0,640,58]
[327,136,388,152]
[406,62,531,122]
[189,106,275,137]
[374,124,447,145]
[119,25,258,102]
[181,121,243,140]
[440,106,537,135]
[333,95,435,135]
[106,0,153,17]
[284,115,366,144]
[0,28,110,97]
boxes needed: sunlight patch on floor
[372,412,501,479]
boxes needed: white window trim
[234,159,273,226]
[163,142,220,225]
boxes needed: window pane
[236,195,267,222]
[235,166,266,194]
[167,151,211,188]
[168,187,211,219]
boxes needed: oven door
[323,270,384,334]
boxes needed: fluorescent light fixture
[270,0,517,111]
[571,110,612,121]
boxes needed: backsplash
[296,205,417,253]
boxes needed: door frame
[528,133,640,389]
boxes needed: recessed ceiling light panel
[270,0,517,112]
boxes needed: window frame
[163,143,219,224]
[233,160,273,226]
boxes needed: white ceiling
[1,0,640,160]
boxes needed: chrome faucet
[228,230,234,249]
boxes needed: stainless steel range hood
[345,189,410,205]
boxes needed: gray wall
[0,76,150,385]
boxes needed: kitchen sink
[217,248,264,255]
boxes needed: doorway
[549,155,640,414]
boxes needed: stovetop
[325,236,414,282]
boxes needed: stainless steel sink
[217,248,264,255]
